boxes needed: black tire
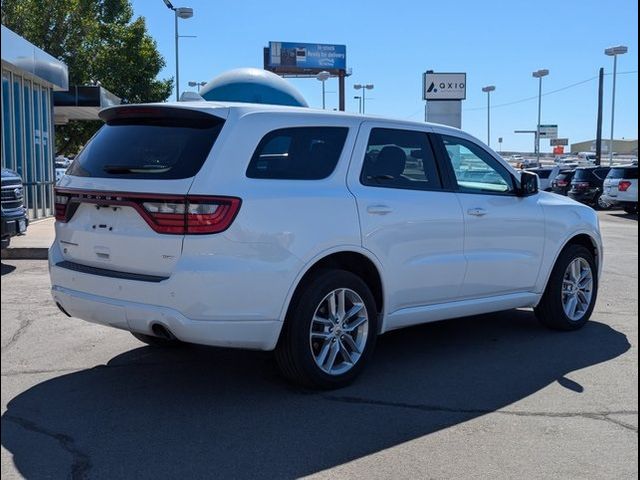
[275,269,378,389]
[131,332,183,347]
[534,244,598,331]
[623,204,638,214]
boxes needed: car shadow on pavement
[1,262,16,276]
[1,310,630,479]
[609,212,638,221]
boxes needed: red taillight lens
[186,198,241,234]
[53,189,241,235]
[54,191,72,221]
[619,181,632,192]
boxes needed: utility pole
[595,67,604,166]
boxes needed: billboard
[539,124,558,139]
[423,72,466,100]
[266,42,346,73]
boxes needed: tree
[1,0,173,154]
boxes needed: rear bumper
[48,241,290,350]
[51,285,281,350]
[568,190,598,204]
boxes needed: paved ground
[1,211,637,479]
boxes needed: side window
[246,127,348,180]
[440,135,514,194]
[360,128,442,190]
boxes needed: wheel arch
[279,248,386,333]
[539,231,602,297]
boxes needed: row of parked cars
[527,163,638,214]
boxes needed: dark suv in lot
[568,166,611,209]
[1,168,29,248]
[551,169,577,196]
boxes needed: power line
[464,70,638,112]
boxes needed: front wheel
[275,270,378,389]
[535,245,598,331]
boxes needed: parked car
[602,165,638,214]
[50,102,603,388]
[55,160,69,184]
[551,169,577,196]
[1,168,29,249]
[568,166,612,209]
[525,166,563,191]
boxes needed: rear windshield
[573,169,595,181]
[608,167,638,179]
[67,109,224,180]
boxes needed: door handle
[367,204,393,215]
[467,208,487,217]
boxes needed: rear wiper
[103,164,171,174]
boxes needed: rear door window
[67,107,225,180]
[246,127,348,180]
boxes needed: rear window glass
[246,127,348,180]
[608,167,638,179]
[573,169,595,181]
[67,111,224,180]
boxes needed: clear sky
[131,0,638,152]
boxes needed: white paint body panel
[49,102,603,350]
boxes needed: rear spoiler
[99,104,228,123]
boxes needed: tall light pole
[605,45,628,165]
[532,69,549,165]
[163,0,193,101]
[354,84,374,114]
[316,71,330,109]
[482,85,495,146]
[354,95,362,114]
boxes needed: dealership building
[570,139,638,156]
[2,25,119,219]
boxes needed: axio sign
[423,72,466,100]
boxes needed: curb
[1,248,49,260]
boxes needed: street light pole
[605,45,628,165]
[354,84,374,114]
[316,71,330,109]
[532,69,549,165]
[163,1,193,101]
[354,96,362,114]
[482,85,495,146]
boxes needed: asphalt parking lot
[1,211,637,480]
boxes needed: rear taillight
[619,181,632,192]
[557,180,568,187]
[54,188,241,235]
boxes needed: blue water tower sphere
[200,68,308,107]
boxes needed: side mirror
[517,171,539,196]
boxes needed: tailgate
[53,104,227,278]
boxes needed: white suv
[602,165,638,214]
[50,102,603,388]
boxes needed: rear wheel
[595,193,612,210]
[275,269,378,389]
[535,245,598,331]
[131,332,183,347]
